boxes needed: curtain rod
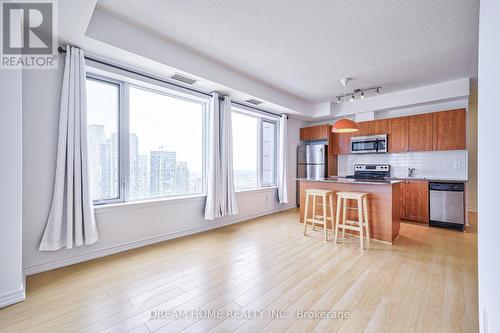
[58,46,288,119]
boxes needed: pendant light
[332,78,359,133]
[332,118,359,133]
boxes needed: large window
[86,71,279,204]
[86,74,207,204]
[232,109,278,190]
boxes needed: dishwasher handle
[429,182,464,192]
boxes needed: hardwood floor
[0,209,478,333]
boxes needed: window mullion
[258,118,263,188]
[120,82,130,202]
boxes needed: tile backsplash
[337,150,468,180]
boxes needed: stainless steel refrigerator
[296,144,328,205]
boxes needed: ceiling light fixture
[332,118,359,133]
[334,86,382,103]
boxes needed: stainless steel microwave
[350,134,388,154]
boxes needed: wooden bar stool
[334,192,370,249]
[303,189,335,241]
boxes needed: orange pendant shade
[332,118,359,133]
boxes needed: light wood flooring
[0,209,478,333]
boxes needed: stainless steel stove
[345,164,391,181]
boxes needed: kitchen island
[298,177,401,243]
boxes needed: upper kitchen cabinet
[331,132,353,155]
[354,119,389,136]
[433,108,466,150]
[408,113,434,151]
[355,121,371,136]
[300,124,331,141]
[369,119,389,135]
[389,117,409,153]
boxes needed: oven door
[351,139,378,154]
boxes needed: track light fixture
[334,86,381,103]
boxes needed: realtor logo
[1,0,57,69]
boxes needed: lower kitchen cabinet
[400,180,429,223]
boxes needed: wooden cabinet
[299,127,315,141]
[433,109,466,150]
[331,132,353,155]
[369,119,389,135]
[400,180,429,223]
[408,113,434,151]
[389,117,409,153]
[300,124,331,141]
[355,121,371,136]
[355,119,389,136]
[327,132,338,175]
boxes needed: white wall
[478,0,500,331]
[21,60,304,274]
[0,69,24,307]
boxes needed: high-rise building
[129,133,139,199]
[87,124,115,200]
[111,133,119,197]
[175,161,189,194]
[150,149,176,197]
[87,125,105,200]
[137,154,150,198]
[189,170,203,194]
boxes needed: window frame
[86,74,125,205]
[86,71,209,205]
[231,106,279,190]
[260,119,278,187]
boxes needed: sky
[232,111,258,172]
[86,79,259,173]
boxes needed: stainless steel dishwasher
[429,182,465,231]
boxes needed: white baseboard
[24,203,297,276]
[0,287,25,309]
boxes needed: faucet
[408,168,416,178]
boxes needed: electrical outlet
[265,195,269,202]
[454,160,461,169]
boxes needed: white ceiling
[97,0,479,103]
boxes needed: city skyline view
[87,125,204,201]
[87,126,259,202]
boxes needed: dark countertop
[296,177,401,185]
[384,177,467,183]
